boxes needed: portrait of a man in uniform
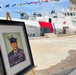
[7,35,26,67]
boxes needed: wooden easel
[6,12,37,75]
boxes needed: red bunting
[32,2,37,4]
[45,0,48,2]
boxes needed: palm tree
[70,0,76,4]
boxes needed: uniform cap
[8,35,17,43]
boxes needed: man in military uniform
[8,35,26,67]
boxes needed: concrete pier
[27,34,76,75]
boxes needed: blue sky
[0,0,70,19]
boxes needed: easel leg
[31,70,35,75]
[6,12,12,20]
[24,70,35,75]
[24,65,37,75]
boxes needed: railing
[72,16,76,21]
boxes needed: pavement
[26,34,76,75]
[69,69,76,75]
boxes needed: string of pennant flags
[0,0,54,8]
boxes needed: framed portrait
[0,19,34,75]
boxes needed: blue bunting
[5,4,9,8]
[0,0,53,8]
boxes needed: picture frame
[0,19,34,75]
[0,50,6,75]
